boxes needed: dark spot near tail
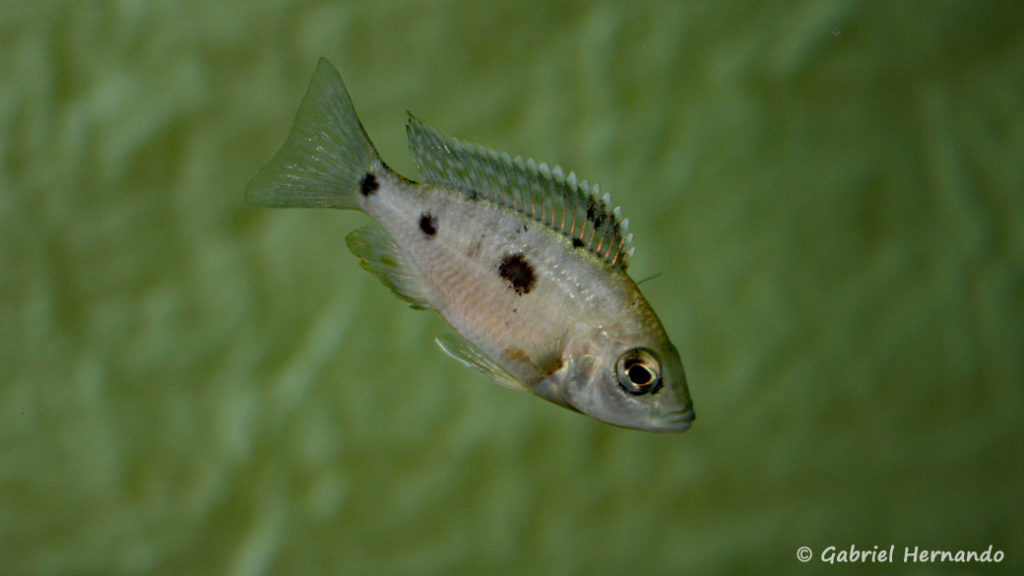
[360,173,379,196]
[498,253,535,296]
[468,189,480,201]
[519,224,528,234]
[419,212,437,237]
[572,238,584,249]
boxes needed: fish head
[535,323,695,432]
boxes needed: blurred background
[2,2,1022,575]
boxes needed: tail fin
[245,58,380,210]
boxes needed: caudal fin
[245,58,380,210]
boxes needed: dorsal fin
[406,115,635,269]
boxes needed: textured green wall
[2,2,1022,575]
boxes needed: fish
[246,58,694,432]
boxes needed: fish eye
[616,348,661,395]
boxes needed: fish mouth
[656,407,695,432]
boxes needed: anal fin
[346,225,432,310]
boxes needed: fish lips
[658,407,695,432]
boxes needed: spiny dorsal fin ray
[406,114,634,269]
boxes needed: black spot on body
[419,212,437,237]
[468,189,480,201]
[519,224,528,234]
[360,173,378,196]
[498,253,535,296]
[572,238,584,248]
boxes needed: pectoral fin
[435,334,528,392]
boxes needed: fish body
[246,58,694,432]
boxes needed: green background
[3,2,1022,575]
